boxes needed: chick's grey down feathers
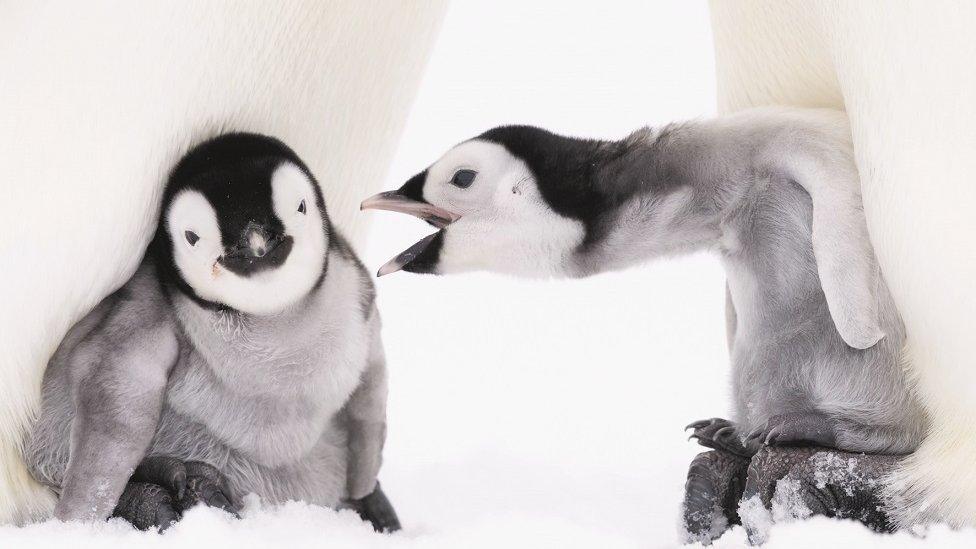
[379,108,926,457]
[23,134,398,531]
[366,107,927,536]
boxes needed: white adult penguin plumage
[0,2,446,523]
[709,1,976,529]
[362,107,927,537]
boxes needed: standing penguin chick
[24,134,400,532]
[362,107,927,532]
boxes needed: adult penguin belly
[709,0,976,528]
[0,2,446,524]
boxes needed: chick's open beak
[360,191,460,229]
[360,190,458,277]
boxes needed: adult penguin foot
[681,449,750,544]
[740,446,900,544]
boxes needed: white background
[368,0,731,544]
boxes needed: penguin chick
[362,107,927,456]
[24,134,399,532]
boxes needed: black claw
[348,483,401,533]
[179,467,241,516]
[799,479,838,517]
[714,426,736,439]
[156,509,179,532]
[749,413,839,448]
[686,419,714,431]
[686,417,754,458]
[206,491,235,514]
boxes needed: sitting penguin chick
[361,107,927,536]
[24,133,400,532]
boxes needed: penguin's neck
[566,125,738,276]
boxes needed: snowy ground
[4,1,976,547]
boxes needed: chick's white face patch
[425,140,585,277]
[166,162,327,315]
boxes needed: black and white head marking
[152,133,331,315]
[359,126,647,277]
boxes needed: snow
[736,496,775,546]
[4,495,976,549]
[3,0,976,547]
[809,453,880,495]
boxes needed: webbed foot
[112,456,241,531]
[686,417,754,457]
[740,446,898,544]
[745,412,837,448]
[113,482,180,531]
[346,482,401,533]
[681,450,750,545]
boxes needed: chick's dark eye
[184,230,199,246]
[298,199,306,214]
[451,169,477,189]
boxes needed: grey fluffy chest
[572,111,919,453]
[719,177,827,419]
[165,265,370,468]
[717,176,910,433]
